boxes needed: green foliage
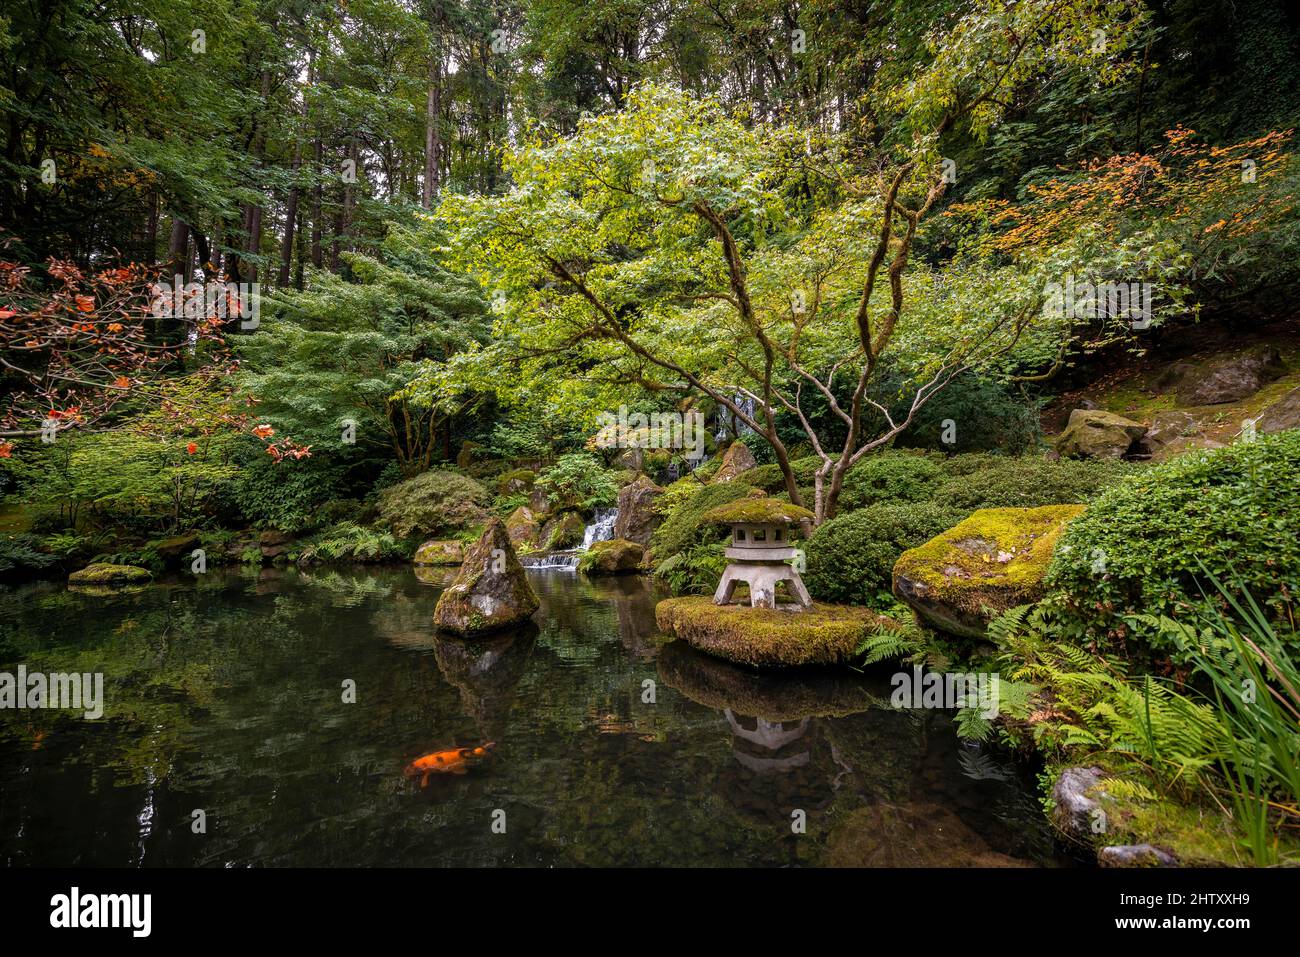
[0,533,61,578]
[3,424,241,534]
[930,456,1135,514]
[838,452,947,512]
[240,223,490,478]
[854,619,926,665]
[375,469,491,539]
[652,542,728,596]
[806,502,965,608]
[649,482,753,564]
[989,593,1300,864]
[1148,575,1300,865]
[895,373,1044,455]
[298,522,408,564]
[227,446,355,534]
[1046,432,1300,658]
[534,453,619,511]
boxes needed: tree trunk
[166,217,190,282]
[422,41,442,208]
[279,138,302,287]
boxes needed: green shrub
[930,456,1135,513]
[806,501,965,607]
[1046,432,1300,659]
[649,482,754,562]
[735,455,822,492]
[838,451,948,511]
[376,469,491,538]
[535,453,619,511]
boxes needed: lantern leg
[786,573,813,608]
[714,566,739,605]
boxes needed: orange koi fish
[405,742,495,788]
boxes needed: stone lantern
[701,497,816,610]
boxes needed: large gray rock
[1098,844,1179,868]
[613,475,663,545]
[1256,386,1300,434]
[1054,409,1146,460]
[433,518,539,636]
[1142,410,1199,450]
[711,440,757,483]
[1051,766,1108,840]
[1158,345,1284,405]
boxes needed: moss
[699,496,815,527]
[894,505,1084,622]
[579,538,644,575]
[413,539,464,565]
[1049,764,1273,866]
[67,562,153,586]
[655,595,898,667]
[648,481,753,560]
[496,468,537,494]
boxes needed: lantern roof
[701,496,815,527]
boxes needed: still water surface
[0,566,1065,866]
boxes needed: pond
[0,567,1068,867]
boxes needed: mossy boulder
[1054,410,1146,460]
[613,475,663,545]
[153,532,201,566]
[580,538,644,575]
[893,504,1085,638]
[504,505,542,550]
[68,562,153,588]
[413,539,464,566]
[433,518,539,637]
[711,440,757,483]
[655,595,896,668]
[540,510,586,550]
[497,468,536,495]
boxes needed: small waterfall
[581,507,619,550]
[520,507,620,572]
[520,553,582,570]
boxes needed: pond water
[0,567,1068,867]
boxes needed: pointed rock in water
[434,518,539,636]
